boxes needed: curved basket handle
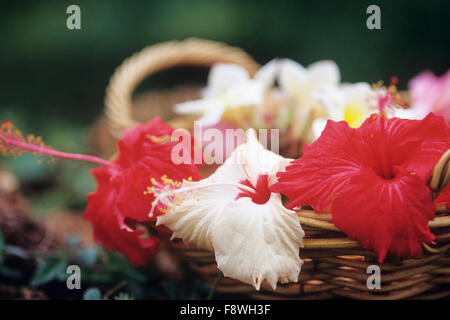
[104,38,261,138]
[429,149,450,199]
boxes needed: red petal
[83,117,201,265]
[359,113,450,181]
[116,117,174,165]
[332,171,435,262]
[83,166,159,265]
[272,120,363,211]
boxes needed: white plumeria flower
[278,59,340,107]
[150,129,305,290]
[311,82,377,138]
[390,105,430,120]
[174,63,275,126]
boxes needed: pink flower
[409,70,450,123]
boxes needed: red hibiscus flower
[0,117,201,265]
[272,113,450,262]
[83,117,201,265]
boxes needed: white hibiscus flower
[150,129,305,290]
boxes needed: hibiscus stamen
[147,175,256,217]
[0,120,111,166]
[374,78,408,179]
[236,174,272,204]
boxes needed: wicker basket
[103,38,450,299]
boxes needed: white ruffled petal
[212,195,304,290]
[236,129,286,185]
[156,182,236,251]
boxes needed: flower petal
[311,118,327,139]
[307,60,340,86]
[156,181,235,251]
[332,168,435,262]
[254,59,279,89]
[272,120,362,211]
[174,99,219,115]
[84,165,160,265]
[207,63,250,95]
[212,195,304,290]
[279,59,308,96]
[196,101,227,127]
[228,82,265,108]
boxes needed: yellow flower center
[343,102,366,128]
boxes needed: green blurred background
[1,0,449,213]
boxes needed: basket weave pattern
[104,39,450,299]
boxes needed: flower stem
[0,133,111,166]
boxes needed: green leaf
[83,287,102,300]
[30,256,68,287]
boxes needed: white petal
[174,99,218,115]
[307,60,340,85]
[208,63,250,94]
[156,182,236,251]
[312,118,328,139]
[279,59,308,95]
[212,195,304,290]
[311,84,345,120]
[197,101,228,126]
[341,82,373,101]
[254,59,279,88]
[391,106,428,120]
[228,129,285,185]
[228,81,265,108]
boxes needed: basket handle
[104,38,261,138]
[429,149,450,199]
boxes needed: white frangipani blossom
[390,105,430,120]
[278,59,341,107]
[311,82,378,138]
[151,129,305,290]
[174,63,275,126]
